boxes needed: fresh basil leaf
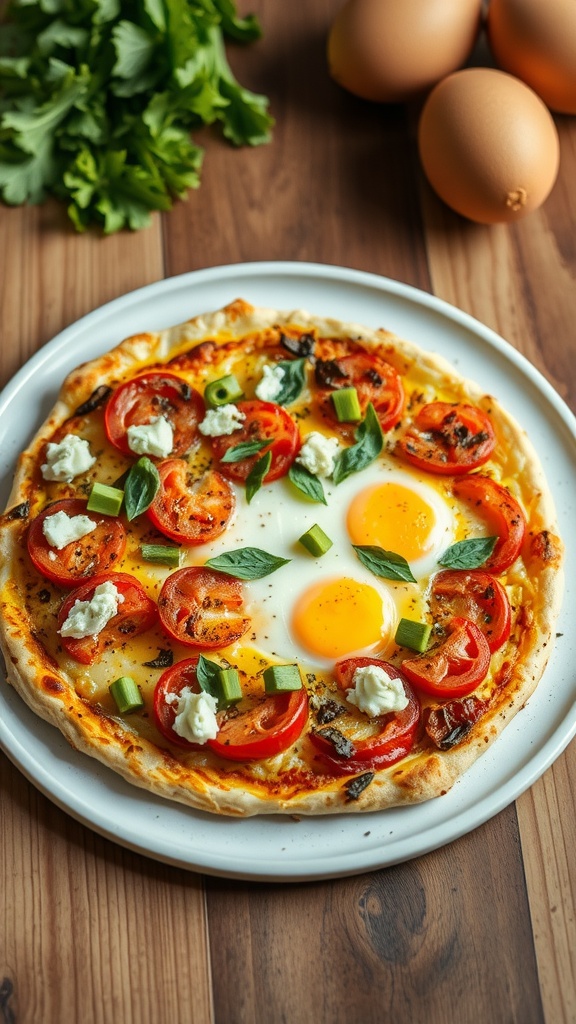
[220,438,269,463]
[274,358,307,406]
[124,456,160,521]
[287,462,327,505]
[332,404,384,485]
[438,536,498,570]
[205,546,291,580]
[245,450,272,504]
[196,655,222,701]
[353,545,417,584]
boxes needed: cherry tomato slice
[309,657,420,775]
[424,695,487,750]
[429,569,511,653]
[27,498,127,587]
[104,372,205,457]
[58,572,158,665]
[153,658,205,749]
[401,616,491,698]
[452,474,526,574]
[158,566,250,649]
[147,461,235,545]
[397,402,496,474]
[208,688,309,761]
[210,400,301,483]
[315,352,405,433]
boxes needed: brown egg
[487,0,576,115]
[418,68,560,224]
[327,0,483,103]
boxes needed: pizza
[0,299,564,816]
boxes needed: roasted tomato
[309,657,420,775]
[397,402,496,474]
[208,688,309,761]
[158,566,250,648]
[27,498,126,586]
[147,461,235,545]
[453,474,526,574]
[429,569,512,653]
[315,352,405,433]
[401,616,491,698]
[424,695,487,750]
[104,371,204,457]
[58,571,158,665]
[210,400,301,483]
[153,658,205,749]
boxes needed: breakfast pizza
[0,299,564,816]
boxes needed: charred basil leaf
[316,699,344,725]
[280,332,315,358]
[316,726,355,758]
[143,649,174,669]
[7,501,29,520]
[315,359,348,388]
[74,385,113,416]
[345,772,375,801]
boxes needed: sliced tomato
[315,352,405,433]
[397,402,496,474]
[401,616,491,698]
[309,657,420,775]
[429,569,511,653]
[27,498,127,587]
[158,566,250,649]
[104,371,204,457]
[424,695,488,750]
[452,474,526,574]
[209,400,300,483]
[153,658,204,749]
[58,571,158,665]
[208,688,309,761]
[147,461,235,545]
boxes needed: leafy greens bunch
[0,0,273,233]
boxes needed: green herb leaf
[353,545,417,584]
[124,456,160,521]
[438,536,498,570]
[205,546,291,580]
[288,462,327,505]
[196,655,222,701]
[332,404,384,485]
[245,450,272,504]
[220,438,270,463]
[274,358,307,406]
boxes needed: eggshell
[487,0,576,115]
[327,0,483,103]
[418,68,560,224]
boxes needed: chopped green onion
[217,668,243,706]
[394,618,432,653]
[141,543,182,568]
[87,482,124,517]
[263,664,303,693]
[331,387,362,423]
[109,676,144,714]
[204,374,244,408]
[298,523,333,557]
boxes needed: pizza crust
[0,300,564,816]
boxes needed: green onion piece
[141,543,182,567]
[263,664,303,693]
[394,618,432,653]
[87,482,124,516]
[109,676,144,714]
[331,387,362,423]
[298,523,333,557]
[217,668,243,706]
[204,374,244,408]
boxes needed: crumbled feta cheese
[167,687,219,744]
[255,363,285,402]
[42,510,97,550]
[346,664,409,717]
[41,434,96,483]
[59,581,124,640]
[296,431,340,477]
[198,404,246,437]
[126,415,173,458]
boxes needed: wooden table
[1,3,575,1021]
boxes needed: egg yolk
[347,481,437,561]
[291,576,389,660]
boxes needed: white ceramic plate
[1,261,575,882]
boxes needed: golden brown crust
[0,300,564,816]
